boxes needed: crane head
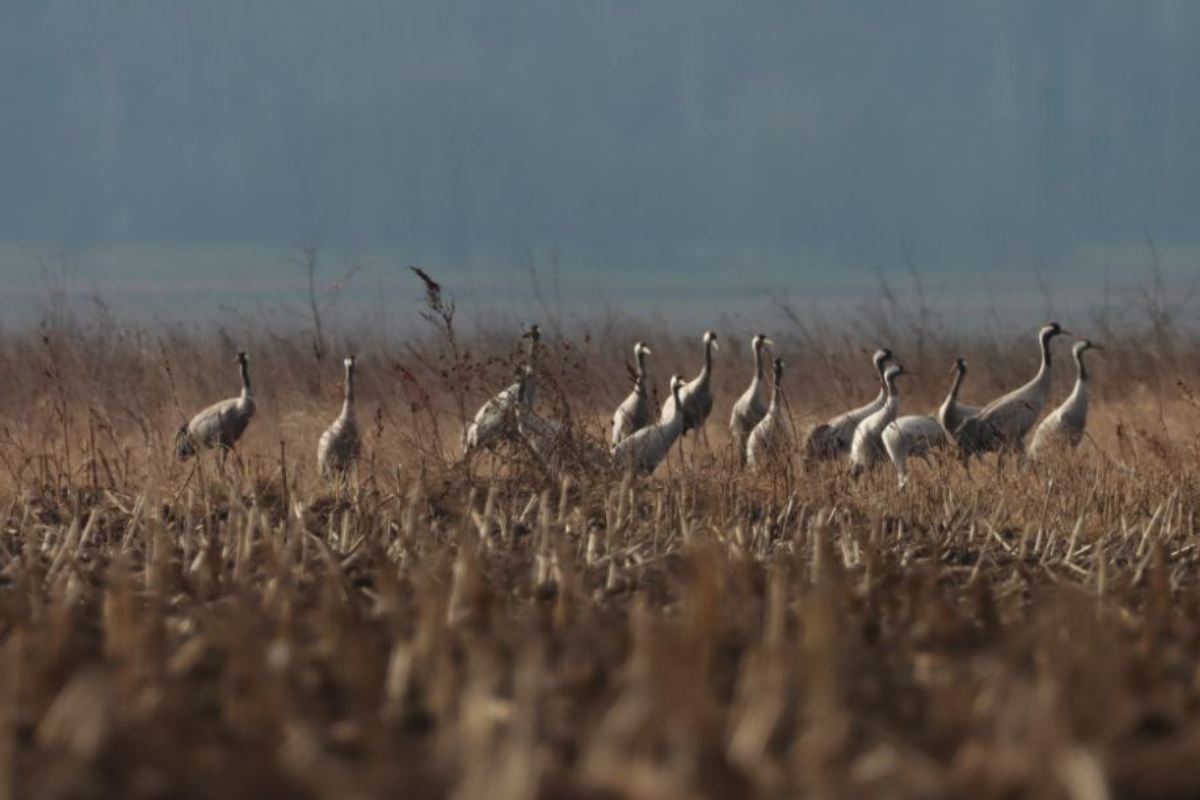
[754,333,775,350]
[1042,321,1070,339]
[952,357,967,374]
[522,324,541,341]
[635,341,652,357]
[872,348,894,380]
[234,351,248,365]
[703,331,719,350]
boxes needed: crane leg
[677,433,689,470]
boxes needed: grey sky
[1,1,1198,326]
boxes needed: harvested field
[0,308,1199,799]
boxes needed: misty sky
[1,1,1198,326]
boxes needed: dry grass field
[0,289,1199,799]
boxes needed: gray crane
[660,331,718,438]
[883,357,981,486]
[746,357,793,471]
[850,363,907,476]
[1028,340,1101,458]
[611,341,653,445]
[464,324,540,453]
[803,348,894,462]
[881,415,943,487]
[936,358,980,438]
[613,375,685,476]
[176,351,256,460]
[730,333,775,465]
[317,355,361,479]
[953,322,1067,457]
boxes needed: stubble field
[0,299,1199,800]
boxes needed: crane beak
[1090,343,1104,351]
[763,338,776,348]
[711,341,720,352]
[643,346,653,355]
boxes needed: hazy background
[1,1,1198,331]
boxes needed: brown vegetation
[0,290,1198,799]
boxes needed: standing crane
[613,376,686,476]
[464,324,540,454]
[612,341,653,445]
[936,358,980,438]
[881,415,943,487]
[660,331,718,439]
[318,355,361,480]
[1027,340,1101,458]
[882,359,975,487]
[176,351,256,461]
[953,322,1067,457]
[746,357,792,471]
[730,333,775,465]
[803,348,894,462]
[850,363,907,476]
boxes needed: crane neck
[527,336,539,372]
[884,373,901,404]
[1075,349,1088,383]
[1027,333,1055,396]
[516,367,534,406]
[1039,331,1054,371]
[873,381,892,407]
[700,340,714,380]
[239,360,253,400]
[341,362,356,417]
[946,367,964,404]
[753,341,765,379]
[874,356,890,383]
[668,384,684,422]
[635,349,648,394]
[522,338,539,405]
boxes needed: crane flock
[174,321,1101,486]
